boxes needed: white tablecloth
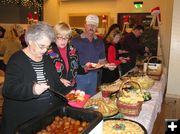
[92,69,167,134]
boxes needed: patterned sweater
[47,43,86,90]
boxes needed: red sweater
[107,43,122,65]
[59,47,69,72]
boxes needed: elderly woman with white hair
[1,22,67,134]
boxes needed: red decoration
[102,15,107,23]
[151,7,161,22]
[27,12,33,20]
[33,11,38,22]
[151,7,160,14]
[27,11,39,24]
[123,16,130,24]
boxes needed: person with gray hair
[1,22,67,134]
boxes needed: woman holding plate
[47,22,88,94]
[101,29,128,83]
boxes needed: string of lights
[0,0,43,11]
[0,0,44,20]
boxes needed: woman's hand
[84,62,91,68]
[83,62,91,72]
[33,83,50,95]
[119,57,130,63]
[60,78,71,87]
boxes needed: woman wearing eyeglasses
[47,22,87,93]
[1,22,67,134]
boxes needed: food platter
[16,106,103,134]
[103,118,147,134]
[65,90,90,108]
[86,63,104,70]
[83,98,118,117]
[103,111,119,118]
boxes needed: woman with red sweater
[101,29,127,83]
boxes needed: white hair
[25,22,55,44]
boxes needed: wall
[43,0,60,25]
[0,23,28,30]
[167,0,180,97]
[44,0,160,25]
[159,0,173,67]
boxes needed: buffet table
[92,68,167,134]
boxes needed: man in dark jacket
[121,25,149,75]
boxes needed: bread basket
[100,82,121,98]
[117,80,143,116]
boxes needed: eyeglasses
[35,41,50,50]
[56,36,70,41]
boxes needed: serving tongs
[48,88,68,103]
[84,104,99,110]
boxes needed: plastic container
[16,106,103,134]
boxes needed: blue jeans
[76,71,97,96]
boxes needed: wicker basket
[117,80,143,116]
[144,56,163,80]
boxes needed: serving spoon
[33,81,68,103]
[48,88,68,103]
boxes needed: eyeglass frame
[56,35,70,41]
[34,41,50,50]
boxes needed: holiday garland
[0,0,43,8]
[0,0,44,21]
